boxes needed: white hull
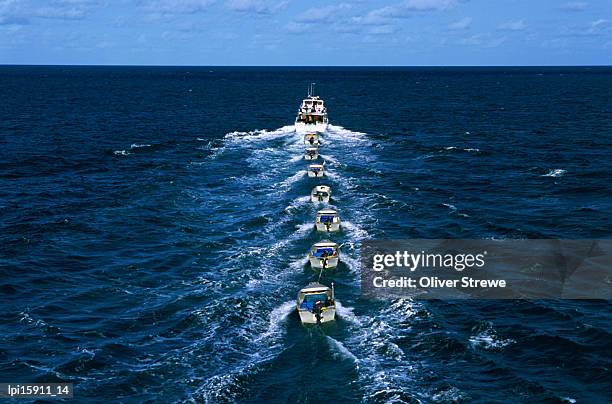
[308,171,324,178]
[316,222,340,232]
[295,122,328,134]
[304,155,318,161]
[310,195,330,203]
[309,256,339,269]
[298,307,336,324]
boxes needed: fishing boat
[304,133,320,146]
[308,164,324,178]
[304,147,319,161]
[295,83,329,134]
[310,185,331,203]
[296,282,336,324]
[315,208,341,232]
[308,240,339,269]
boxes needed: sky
[0,0,611,65]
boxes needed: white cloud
[587,18,609,34]
[367,24,397,35]
[226,0,288,15]
[560,2,588,12]
[403,0,456,11]
[34,0,102,20]
[458,33,507,48]
[296,4,350,23]
[497,19,526,31]
[285,21,311,34]
[141,0,215,16]
[448,17,471,30]
[353,0,457,26]
[0,0,27,25]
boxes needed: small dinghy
[308,240,339,269]
[310,185,331,203]
[297,282,336,324]
[315,208,340,232]
[308,164,324,178]
[304,147,319,161]
[304,133,320,146]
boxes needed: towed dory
[310,185,331,203]
[315,208,341,232]
[308,240,339,269]
[308,164,324,178]
[297,282,336,324]
[305,147,319,161]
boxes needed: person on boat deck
[321,249,329,269]
[313,300,324,317]
[309,137,315,145]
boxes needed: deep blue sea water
[0,66,611,403]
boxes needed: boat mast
[331,282,335,301]
[308,82,316,97]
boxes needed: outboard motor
[313,300,324,324]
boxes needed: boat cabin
[315,208,340,232]
[308,164,324,178]
[296,282,336,324]
[304,133,320,146]
[304,148,319,160]
[308,240,339,269]
[310,185,331,203]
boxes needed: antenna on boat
[308,82,316,97]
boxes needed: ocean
[0,66,611,403]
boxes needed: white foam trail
[319,154,340,165]
[275,170,306,189]
[255,300,295,343]
[325,169,358,190]
[332,299,421,400]
[442,203,457,211]
[542,168,566,177]
[327,336,359,364]
[340,255,361,275]
[335,301,362,326]
[469,327,515,351]
[443,146,480,152]
[325,125,370,144]
[130,143,151,149]
[113,150,129,156]
[225,125,295,143]
[289,155,303,163]
[284,196,310,214]
[267,222,313,255]
[196,300,294,402]
[343,220,370,240]
[288,256,309,272]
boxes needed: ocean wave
[342,220,370,240]
[325,125,370,144]
[542,168,566,177]
[443,146,481,152]
[469,324,515,351]
[327,336,359,364]
[225,125,296,143]
[130,143,151,149]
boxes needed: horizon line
[1,63,611,68]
